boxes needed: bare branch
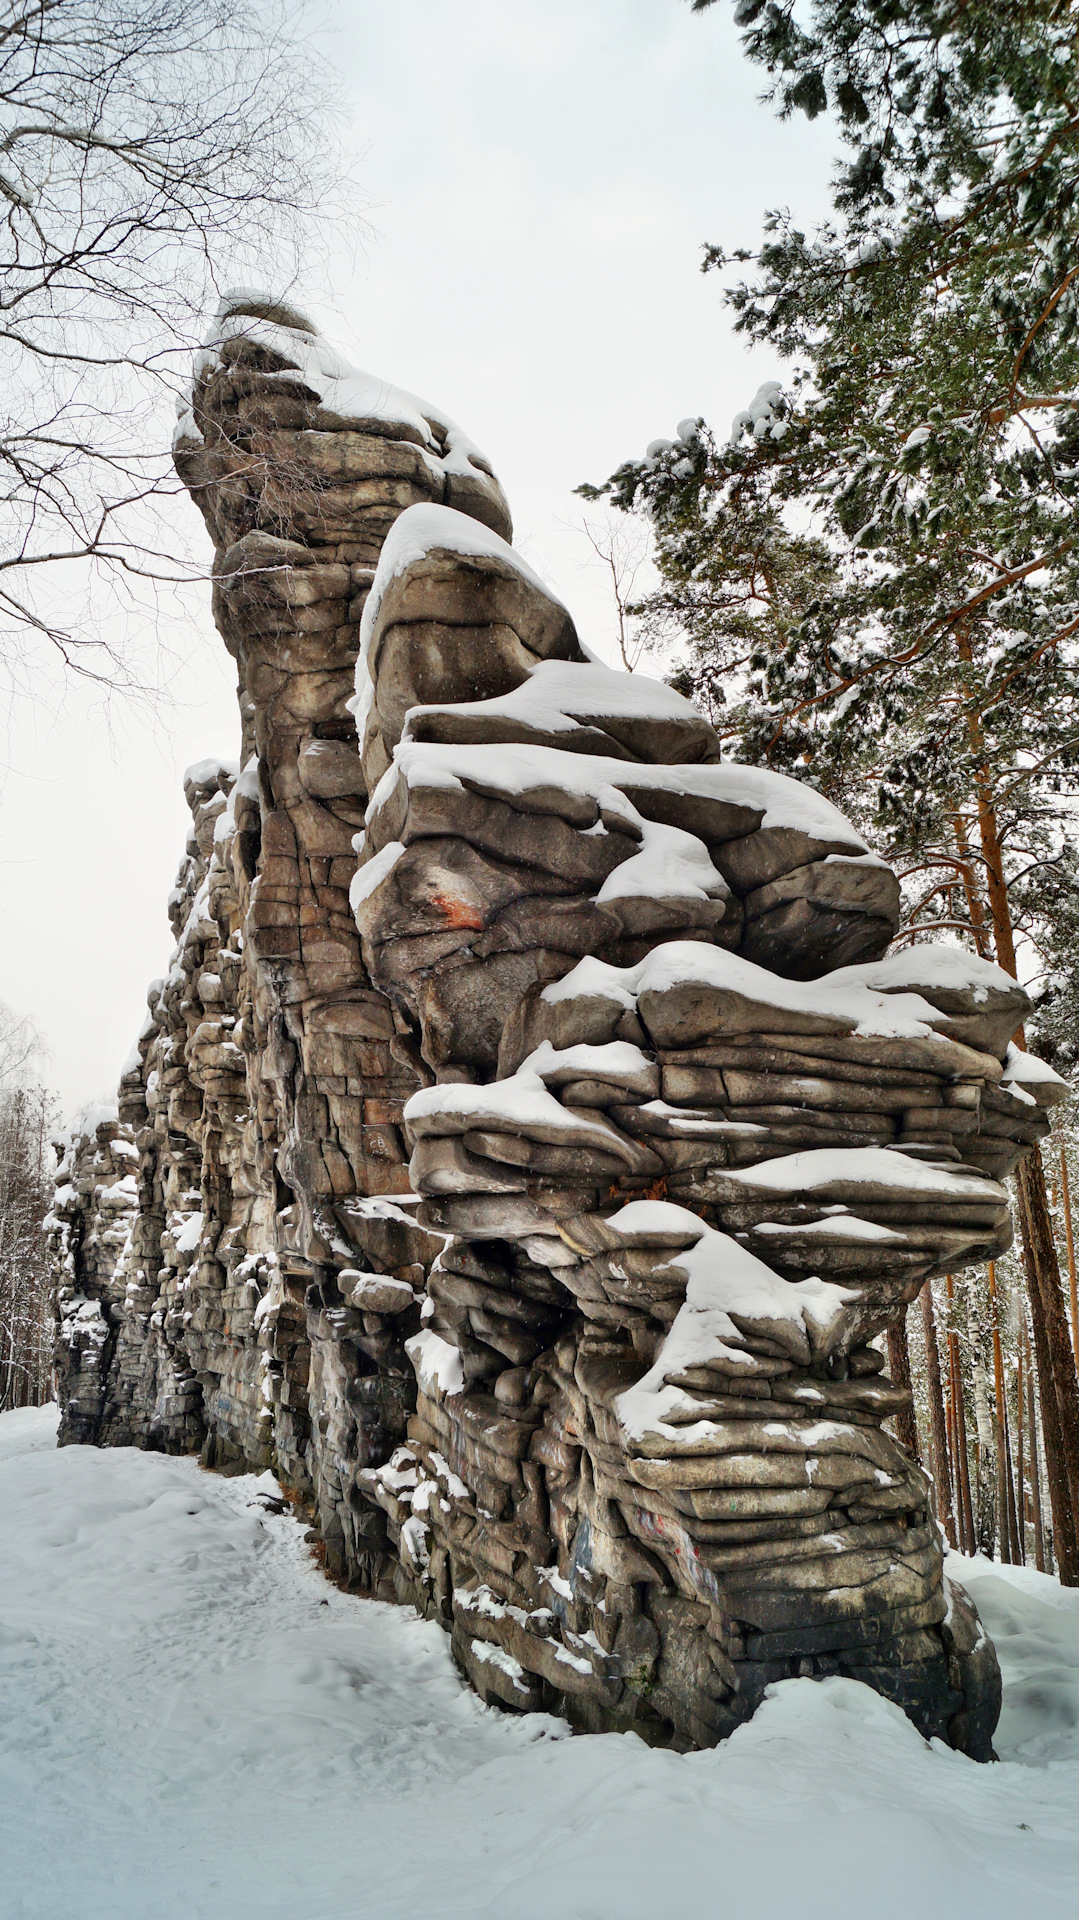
[0,0,355,705]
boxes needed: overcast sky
[0,0,835,1118]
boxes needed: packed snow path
[4,1407,1079,1920]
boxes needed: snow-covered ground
[4,1405,1079,1920]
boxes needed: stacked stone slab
[113,755,282,1469]
[349,500,1065,1758]
[51,757,269,1461]
[172,297,505,1565]
[394,942,1061,1752]
[50,298,1069,1758]
[52,293,501,1578]
[352,511,901,1076]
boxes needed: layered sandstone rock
[50,296,1069,1758]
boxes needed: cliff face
[50,294,1068,1755]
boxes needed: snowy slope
[3,1404,1079,1920]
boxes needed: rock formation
[50,293,1069,1758]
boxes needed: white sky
[0,0,834,1118]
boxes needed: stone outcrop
[50,293,1069,1758]
[50,1104,140,1444]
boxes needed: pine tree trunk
[1061,1148,1078,1362]
[1013,1148,1079,1579]
[1017,1150,1079,1582]
[988,1263,1013,1562]
[969,1334,997,1557]
[951,811,993,961]
[947,1277,976,1552]
[954,1350,976,1555]
[1003,1392,1022,1565]
[1016,1345,1026,1564]
[946,1388,964,1549]
[886,1309,920,1460]
[954,638,1019,980]
[921,1281,957,1545]
[1018,1179,1079,1582]
[951,718,1079,1582]
[1025,1322,1047,1573]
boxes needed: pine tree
[586,0,1079,1571]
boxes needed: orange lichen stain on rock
[428,889,486,930]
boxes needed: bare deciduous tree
[0,0,346,699]
[570,507,661,674]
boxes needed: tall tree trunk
[951,690,1079,1582]
[1017,1151,1079,1580]
[966,1267,996,1555]
[946,1387,964,1549]
[1062,1147,1078,1362]
[921,1280,957,1546]
[886,1308,920,1461]
[955,634,1019,977]
[947,1275,976,1552]
[1016,1341,1026,1564]
[1018,1187,1079,1582]
[952,810,994,962]
[987,1262,1014,1562]
[1003,1390,1022,1565]
[954,1349,977,1555]
[1025,1321,1047,1573]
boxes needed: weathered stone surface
[50,295,1069,1764]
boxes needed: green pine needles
[584,0,1079,1064]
